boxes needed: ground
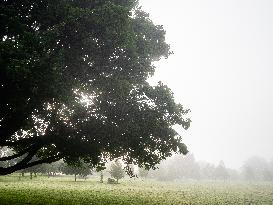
[0,175,273,204]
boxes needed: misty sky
[139,0,273,169]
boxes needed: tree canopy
[0,0,190,175]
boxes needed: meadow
[0,175,273,205]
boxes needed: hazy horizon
[140,0,273,169]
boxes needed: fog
[141,154,273,182]
[139,0,273,169]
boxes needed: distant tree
[199,162,216,180]
[270,158,273,169]
[261,166,273,181]
[164,153,200,180]
[23,164,42,179]
[242,156,271,181]
[61,162,92,182]
[182,154,200,179]
[138,167,149,178]
[150,159,169,181]
[269,158,273,180]
[242,163,256,181]
[226,168,240,180]
[22,156,44,178]
[41,161,63,177]
[109,160,125,183]
[214,161,229,180]
[21,160,62,178]
[0,0,190,175]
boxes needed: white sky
[139,0,273,169]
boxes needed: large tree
[0,0,190,175]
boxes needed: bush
[107,178,117,184]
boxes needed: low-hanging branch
[0,144,62,175]
[0,147,39,175]
[22,154,63,169]
[0,145,35,161]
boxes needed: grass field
[0,175,273,204]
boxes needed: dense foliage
[0,0,190,175]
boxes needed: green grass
[0,175,273,204]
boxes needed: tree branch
[22,154,63,170]
[1,137,38,147]
[0,144,41,175]
[0,144,36,161]
[0,154,63,175]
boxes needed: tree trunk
[100,172,103,183]
[74,174,77,182]
[30,172,33,180]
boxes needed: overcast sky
[139,0,273,169]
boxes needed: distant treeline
[145,154,273,181]
[1,146,273,182]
